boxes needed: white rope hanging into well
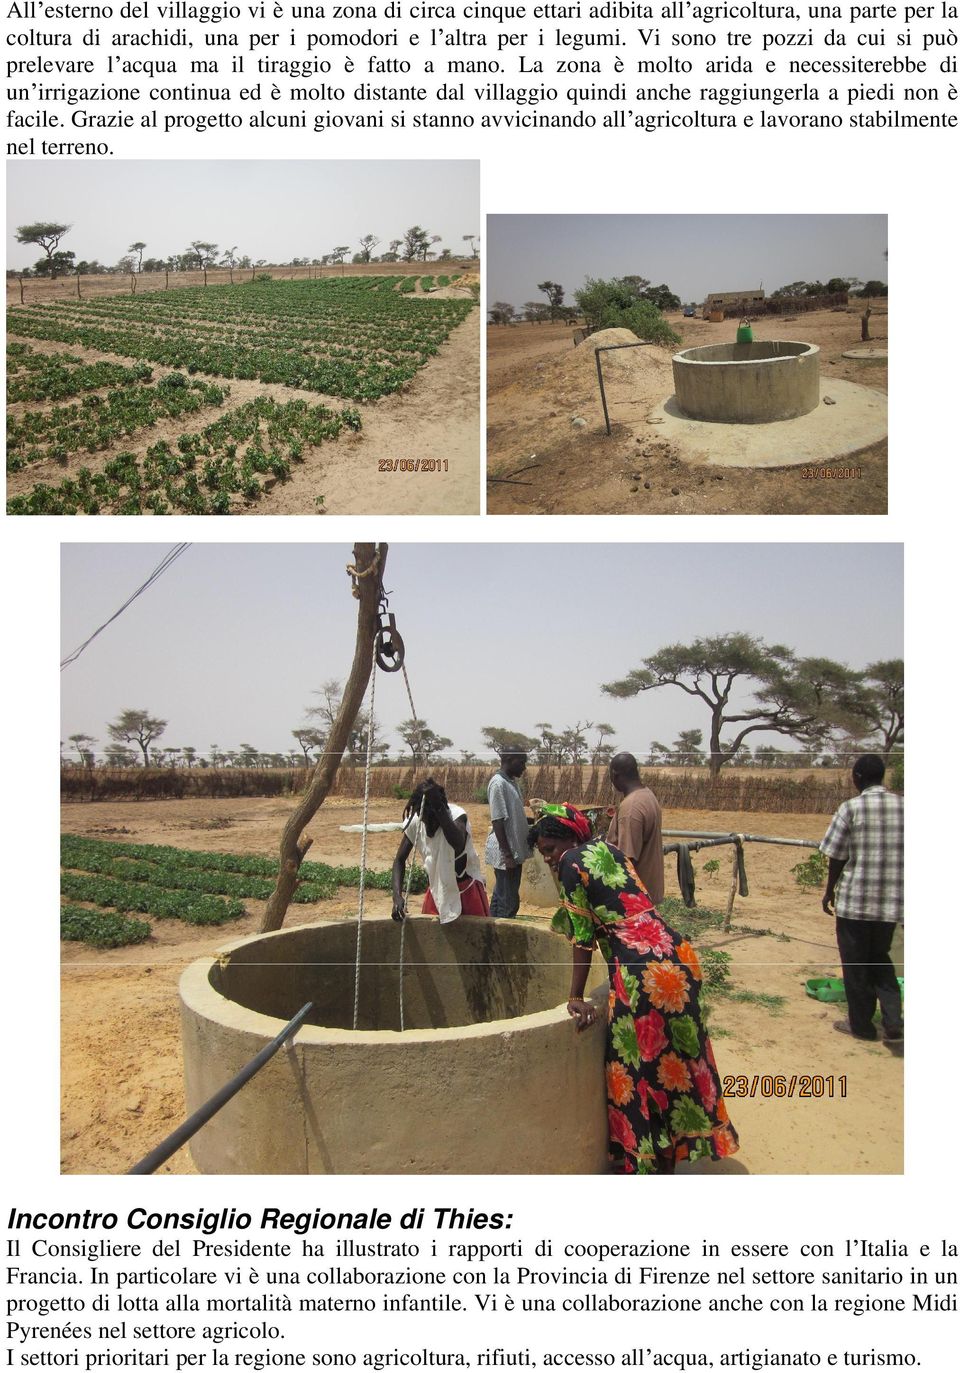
[350,607,426,1033]
[351,637,379,1032]
[398,788,426,1033]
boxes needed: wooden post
[724,854,738,932]
[76,272,81,299]
[165,270,169,290]
[19,276,25,304]
[131,274,136,294]
[260,543,388,933]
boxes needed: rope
[351,589,424,1033]
[398,790,427,1032]
[397,660,425,1032]
[345,551,381,599]
[351,638,379,1032]
[400,662,418,723]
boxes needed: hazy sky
[60,543,902,762]
[487,215,888,309]
[6,161,479,269]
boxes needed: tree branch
[260,543,387,933]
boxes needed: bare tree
[261,544,389,932]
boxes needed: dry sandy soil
[61,794,902,1177]
[7,272,480,516]
[487,307,888,515]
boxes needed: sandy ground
[487,307,888,515]
[61,795,902,1177]
[7,278,481,515]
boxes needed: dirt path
[60,797,901,1176]
[248,310,481,515]
[487,310,888,515]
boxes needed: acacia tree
[68,733,96,768]
[838,658,904,760]
[34,251,75,277]
[292,727,326,763]
[104,745,138,767]
[480,726,538,756]
[402,225,430,262]
[397,718,453,767]
[488,302,515,325]
[357,234,380,262]
[221,245,239,283]
[16,222,71,276]
[590,722,617,766]
[106,709,167,767]
[537,280,565,320]
[601,633,864,778]
[191,241,218,267]
[129,241,147,272]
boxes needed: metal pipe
[127,1001,314,1175]
[663,830,820,848]
[663,837,737,854]
[595,346,610,435]
[594,341,652,436]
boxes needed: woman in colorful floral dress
[530,803,739,1175]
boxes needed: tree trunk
[708,711,725,779]
[260,543,387,932]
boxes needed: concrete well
[180,918,608,1175]
[673,340,820,422]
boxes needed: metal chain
[351,637,379,1032]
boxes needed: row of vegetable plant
[7,279,474,401]
[6,344,155,404]
[7,373,227,472]
[9,396,360,515]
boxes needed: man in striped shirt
[820,754,903,1044]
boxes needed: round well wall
[180,919,608,1174]
[673,340,820,422]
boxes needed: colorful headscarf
[538,803,592,843]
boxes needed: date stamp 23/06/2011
[722,1075,848,1099]
[800,466,863,480]
[378,459,449,473]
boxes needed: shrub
[790,850,827,891]
[699,948,732,990]
[574,276,681,346]
[603,300,681,346]
[60,905,152,948]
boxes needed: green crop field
[59,834,426,947]
[8,276,475,515]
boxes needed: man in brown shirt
[606,752,665,904]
